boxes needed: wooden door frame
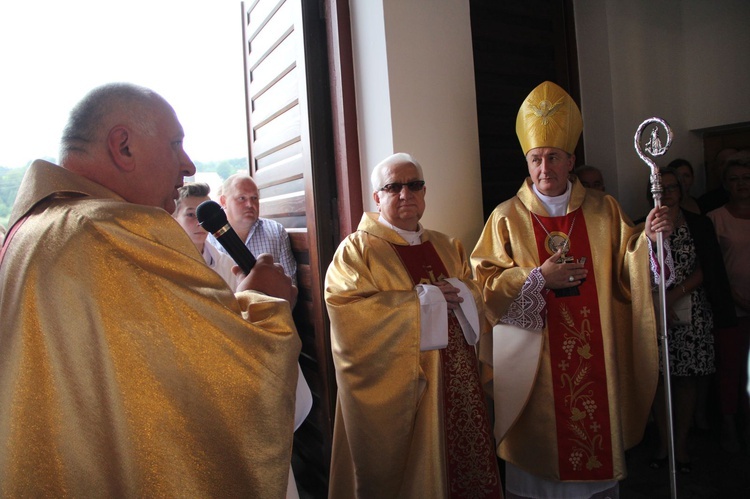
[324,0,363,241]
[239,2,347,494]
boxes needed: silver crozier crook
[634,117,677,499]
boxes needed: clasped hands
[433,279,463,311]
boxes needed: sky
[0,0,249,169]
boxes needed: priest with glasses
[325,153,502,498]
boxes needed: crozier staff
[471,81,673,499]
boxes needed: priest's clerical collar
[533,181,572,217]
[378,215,424,246]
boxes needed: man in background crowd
[211,173,297,284]
[173,182,238,290]
[575,164,606,192]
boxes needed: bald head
[221,173,258,197]
[59,83,195,213]
[575,165,605,192]
[220,173,261,236]
[61,83,168,160]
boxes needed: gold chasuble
[326,213,501,499]
[392,242,501,497]
[0,161,301,497]
[471,179,659,483]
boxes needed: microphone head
[196,200,228,233]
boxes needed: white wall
[348,0,750,229]
[349,0,484,248]
[574,0,750,219]
[349,0,393,173]
[683,0,750,129]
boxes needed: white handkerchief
[416,284,449,350]
[445,277,480,345]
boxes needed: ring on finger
[568,275,575,282]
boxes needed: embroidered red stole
[530,209,614,480]
[392,241,502,498]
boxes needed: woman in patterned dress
[650,168,735,472]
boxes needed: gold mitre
[516,81,582,155]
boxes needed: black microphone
[196,200,256,274]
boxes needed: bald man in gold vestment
[471,82,673,498]
[325,154,502,499]
[0,84,300,497]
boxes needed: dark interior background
[470,0,582,219]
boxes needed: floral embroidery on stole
[530,209,614,480]
[392,241,502,498]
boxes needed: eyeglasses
[663,184,681,193]
[726,174,750,183]
[379,180,425,194]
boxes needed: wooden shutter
[241,0,336,494]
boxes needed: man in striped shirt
[209,173,297,285]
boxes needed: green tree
[0,166,28,228]
[216,161,234,180]
[0,157,248,229]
